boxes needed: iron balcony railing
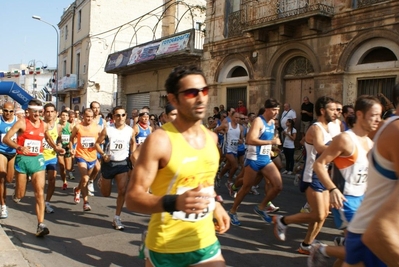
[229,0,335,37]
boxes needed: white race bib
[171,186,215,222]
[137,137,146,145]
[260,145,272,156]
[61,134,70,143]
[42,139,53,150]
[24,139,41,154]
[110,139,125,151]
[230,139,239,147]
[81,137,95,148]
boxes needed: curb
[0,224,29,267]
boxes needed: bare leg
[31,170,46,223]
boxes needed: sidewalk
[0,224,30,266]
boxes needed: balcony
[56,74,80,95]
[358,0,390,8]
[228,0,334,37]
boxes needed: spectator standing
[236,100,248,115]
[279,103,296,140]
[282,119,297,175]
[300,96,314,134]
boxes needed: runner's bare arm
[44,122,65,154]
[3,119,26,152]
[69,124,79,155]
[362,121,399,266]
[246,117,278,146]
[125,129,212,215]
[314,133,349,208]
[311,124,329,154]
[95,127,107,155]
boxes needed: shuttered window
[358,77,396,101]
[226,87,247,110]
[126,93,150,115]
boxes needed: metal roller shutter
[126,93,150,115]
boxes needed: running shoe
[73,187,81,204]
[45,202,54,213]
[88,181,95,193]
[334,237,345,246]
[12,193,21,203]
[287,171,293,175]
[83,202,91,211]
[253,205,272,223]
[300,202,311,213]
[0,206,8,219]
[228,211,241,226]
[249,186,260,195]
[62,182,68,190]
[228,183,236,198]
[68,171,75,180]
[273,215,287,241]
[308,243,328,267]
[112,217,125,230]
[298,242,312,255]
[266,202,280,213]
[36,223,50,237]
[282,170,288,174]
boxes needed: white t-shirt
[280,109,297,130]
[283,128,297,149]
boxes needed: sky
[0,0,73,71]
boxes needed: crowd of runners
[0,65,398,267]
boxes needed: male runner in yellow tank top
[125,65,230,267]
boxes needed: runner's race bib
[24,139,41,154]
[172,186,215,222]
[81,137,95,148]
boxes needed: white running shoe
[308,243,328,266]
[112,217,125,230]
[87,182,94,193]
[273,215,287,241]
[0,206,8,219]
[266,202,280,213]
[45,202,54,213]
[249,186,260,195]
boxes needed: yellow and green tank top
[146,122,220,253]
[42,123,58,160]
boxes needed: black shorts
[101,159,129,179]
[58,145,72,158]
[0,151,16,162]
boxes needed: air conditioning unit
[78,79,85,88]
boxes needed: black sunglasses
[114,113,126,118]
[178,86,209,99]
[3,109,14,113]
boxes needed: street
[0,169,340,267]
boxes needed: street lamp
[32,15,59,110]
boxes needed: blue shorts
[345,231,386,267]
[300,173,326,193]
[76,157,97,170]
[332,195,364,230]
[244,158,272,172]
[45,157,58,171]
[237,149,246,158]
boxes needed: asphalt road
[0,169,340,267]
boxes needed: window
[63,60,67,77]
[76,53,80,81]
[358,77,396,102]
[65,25,68,40]
[359,47,397,64]
[226,87,247,111]
[78,10,82,30]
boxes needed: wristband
[329,187,338,193]
[162,195,178,213]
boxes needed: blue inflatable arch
[0,81,34,109]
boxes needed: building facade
[202,0,399,129]
[58,0,171,112]
[104,0,207,117]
